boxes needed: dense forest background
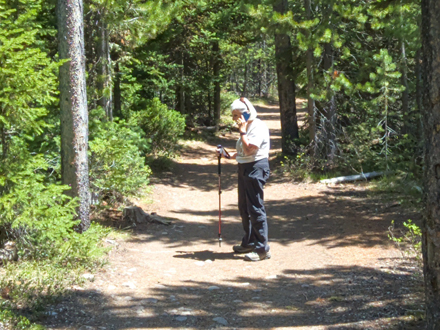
[0,0,428,328]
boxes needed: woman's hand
[236,116,247,134]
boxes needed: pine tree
[273,0,299,155]
[421,0,440,326]
[57,0,91,232]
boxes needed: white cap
[231,99,247,111]
[230,98,257,121]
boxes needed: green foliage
[0,309,44,330]
[0,0,61,138]
[0,141,112,320]
[0,222,110,322]
[220,91,239,115]
[89,108,152,205]
[388,219,422,264]
[128,98,186,156]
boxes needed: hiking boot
[244,251,271,262]
[233,245,254,254]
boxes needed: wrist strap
[240,132,246,135]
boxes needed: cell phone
[242,112,250,122]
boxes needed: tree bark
[57,0,91,232]
[323,40,336,162]
[113,61,121,118]
[416,48,423,127]
[176,51,186,115]
[242,55,248,97]
[273,0,299,155]
[304,0,316,151]
[401,40,409,134]
[421,0,440,327]
[97,14,112,120]
[0,126,8,160]
[213,41,221,129]
[258,57,262,97]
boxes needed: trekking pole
[216,145,230,247]
[217,146,222,247]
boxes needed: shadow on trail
[174,250,237,261]
[41,265,424,329]
[130,184,419,250]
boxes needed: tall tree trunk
[176,51,186,114]
[0,125,7,160]
[421,0,440,327]
[401,41,409,134]
[304,0,316,151]
[273,0,299,155]
[84,2,97,110]
[57,0,90,232]
[97,13,112,120]
[416,48,423,141]
[113,61,121,118]
[213,41,221,129]
[323,41,336,162]
[416,49,423,115]
[242,56,248,97]
[258,57,262,97]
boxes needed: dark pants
[237,158,270,253]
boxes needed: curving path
[43,103,423,330]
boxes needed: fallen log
[320,171,387,184]
[122,206,172,225]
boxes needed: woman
[225,97,271,262]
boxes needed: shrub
[0,143,111,318]
[388,219,422,266]
[128,98,186,156]
[89,108,152,205]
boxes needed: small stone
[122,282,136,289]
[213,317,228,326]
[79,326,96,330]
[162,232,168,235]
[195,261,205,266]
[82,274,94,280]
[265,275,277,279]
[237,282,250,286]
[107,285,117,290]
[48,311,58,316]
[141,298,158,305]
[252,297,261,300]
[134,306,145,314]
[208,286,220,290]
[176,316,187,322]
[123,296,133,301]
[233,300,243,303]
[127,268,137,272]
[205,259,213,264]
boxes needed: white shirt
[236,118,270,164]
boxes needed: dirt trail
[44,104,423,330]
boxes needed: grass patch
[0,222,120,329]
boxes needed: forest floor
[42,103,425,330]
